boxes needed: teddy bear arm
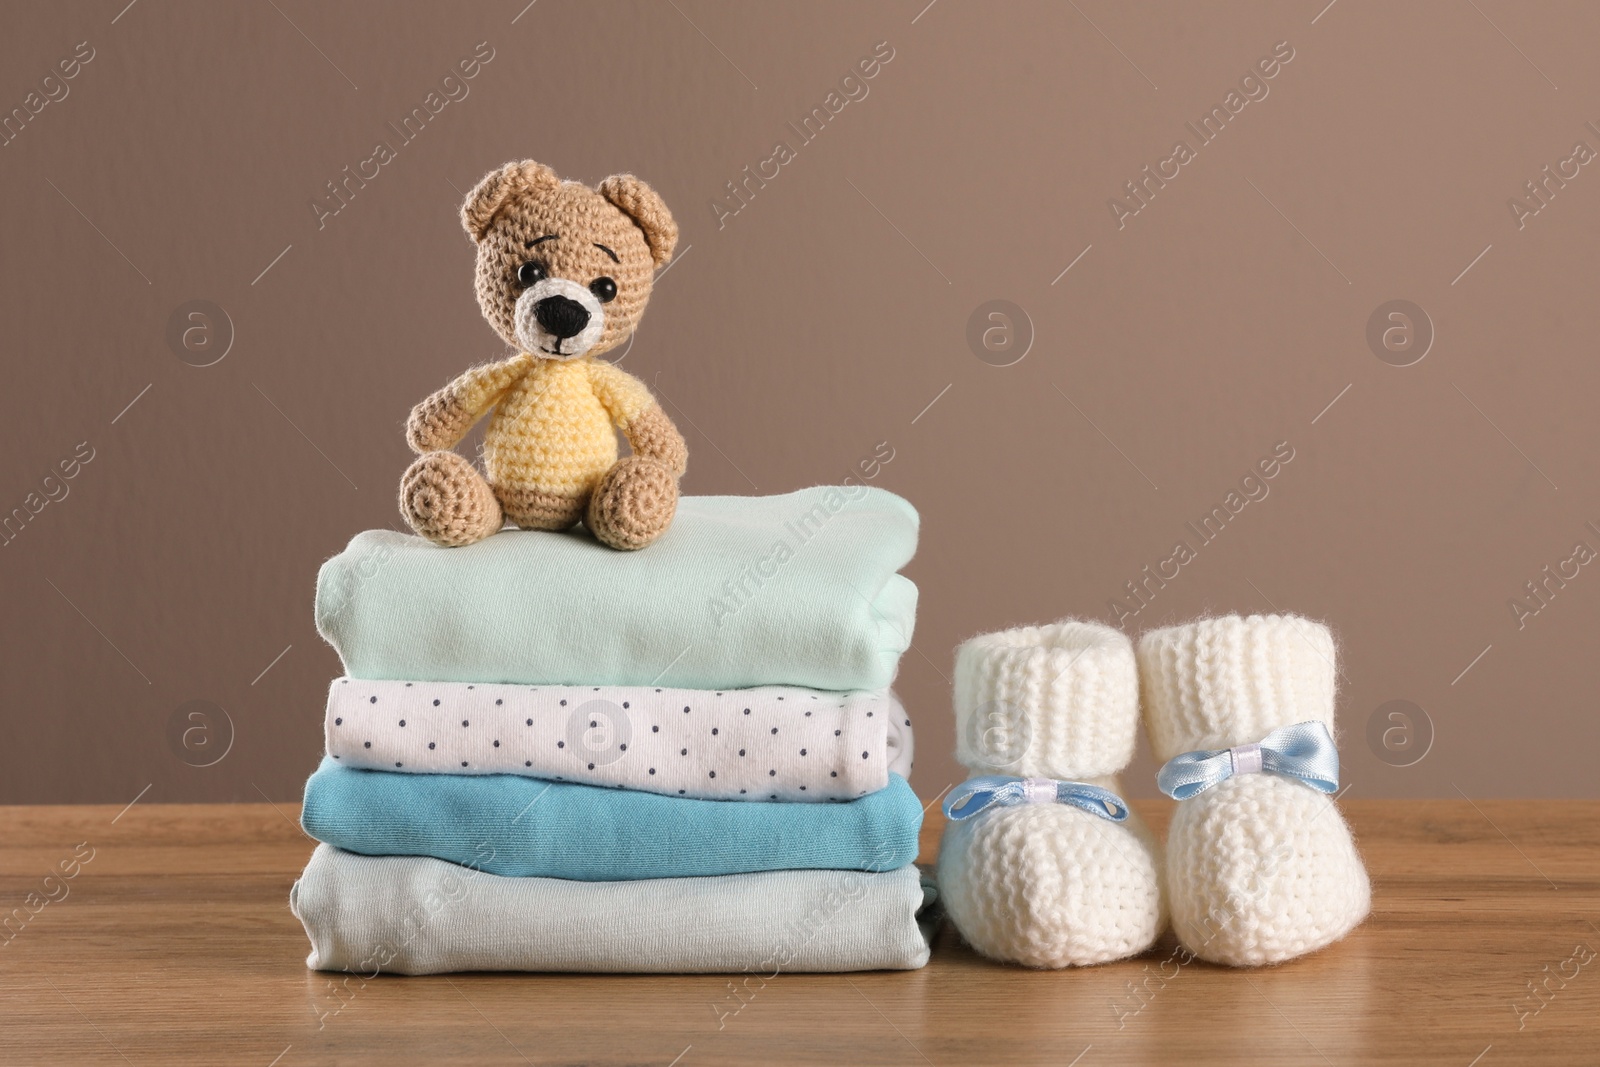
[405,357,529,454]
[621,404,688,476]
[586,361,687,476]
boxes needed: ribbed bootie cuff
[952,619,1138,779]
[1137,614,1338,760]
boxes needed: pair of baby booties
[936,613,1371,968]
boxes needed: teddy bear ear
[461,160,561,242]
[598,174,678,268]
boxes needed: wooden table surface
[2,799,1596,1066]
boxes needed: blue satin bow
[1156,720,1340,801]
[942,775,1129,823]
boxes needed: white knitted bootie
[1138,614,1371,966]
[937,620,1167,968]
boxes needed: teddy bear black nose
[534,295,590,340]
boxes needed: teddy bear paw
[400,452,503,547]
[586,456,679,550]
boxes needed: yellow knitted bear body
[484,357,654,500]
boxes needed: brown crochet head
[462,160,677,360]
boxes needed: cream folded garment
[325,678,913,802]
[292,843,936,974]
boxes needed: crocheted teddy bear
[399,159,687,550]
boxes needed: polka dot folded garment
[325,678,914,802]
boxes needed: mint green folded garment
[300,758,923,880]
[292,844,936,974]
[314,487,918,692]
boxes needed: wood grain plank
[1,800,1595,1066]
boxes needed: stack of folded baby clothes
[290,486,935,974]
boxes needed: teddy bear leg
[399,452,503,547]
[496,485,586,532]
[585,456,680,550]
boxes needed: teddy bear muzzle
[515,277,606,358]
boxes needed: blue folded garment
[314,487,919,692]
[300,758,923,881]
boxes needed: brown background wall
[2,0,1596,804]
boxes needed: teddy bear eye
[516,261,547,288]
[589,277,617,304]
